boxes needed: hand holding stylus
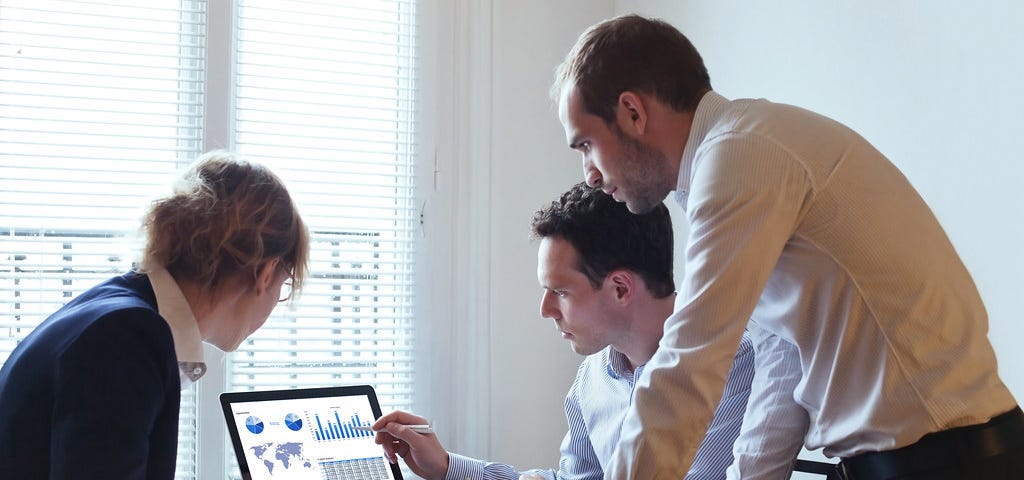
[372,410,449,480]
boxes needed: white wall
[416,0,616,474]
[487,0,619,468]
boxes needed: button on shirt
[446,332,762,480]
[608,91,1017,479]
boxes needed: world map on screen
[249,442,314,475]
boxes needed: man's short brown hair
[552,14,711,124]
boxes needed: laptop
[220,385,404,480]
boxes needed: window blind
[2,1,418,478]
[229,0,417,405]
[227,1,418,478]
[0,1,207,478]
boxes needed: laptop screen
[220,385,403,480]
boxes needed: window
[0,1,418,479]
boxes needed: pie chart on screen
[284,413,303,431]
[245,415,264,434]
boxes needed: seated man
[373,183,803,479]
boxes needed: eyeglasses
[278,277,294,303]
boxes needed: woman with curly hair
[0,151,310,479]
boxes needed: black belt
[835,406,1024,479]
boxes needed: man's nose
[539,290,559,319]
[583,162,602,188]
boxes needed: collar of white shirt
[675,90,731,210]
[147,267,207,389]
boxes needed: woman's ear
[255,258,282,296]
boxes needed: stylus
[354,424,434,434]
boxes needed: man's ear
[606,270,634,304]
[255,258,282,296]
[617,91,648,135]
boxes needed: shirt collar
[147,267,207,387]
[674,90,731,210]
[605,347,639,380]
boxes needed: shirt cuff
[445,452,488,480]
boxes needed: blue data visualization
[311,411,373,442]
[245,415,264,434]
[285,412,303,431]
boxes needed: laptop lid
[220,385,404,480]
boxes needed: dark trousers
[828,407,1024,479]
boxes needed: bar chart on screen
[309,410,375,442]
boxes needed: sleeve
[442,452,586,480]
[686,331,754,480]
[606,135,812,480]
[555,377,604,480]
[50,308,178,479]
[443,371,603,480]
[445,453,526,480]
[726,323,808,480]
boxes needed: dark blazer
[0,271,181,479]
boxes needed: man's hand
[373,410,449,480]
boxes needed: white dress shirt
[148,267,207,389]
[607,91,1017,479]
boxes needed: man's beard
[614,126,671,214]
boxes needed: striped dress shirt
[445,331,775,480]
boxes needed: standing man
[552,14,1023,480]
[372,183,805,479]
